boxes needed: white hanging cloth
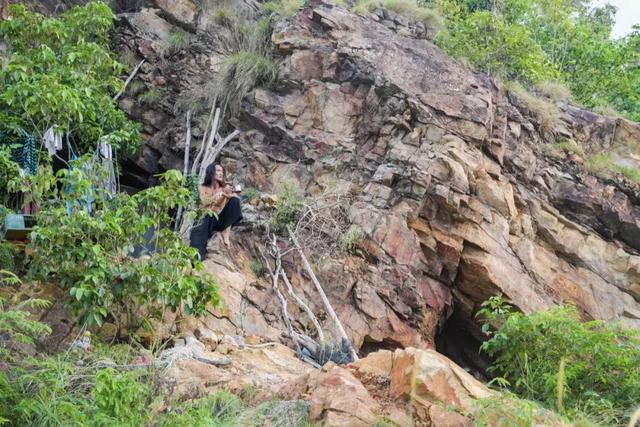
[98,138,117,195]
[43,126,63,156]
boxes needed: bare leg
[222,226,232,247]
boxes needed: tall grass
[211,16,278,116]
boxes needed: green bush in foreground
[478,297,640,425]
[27,162,220,330]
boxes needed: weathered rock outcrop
[110,0,640,374]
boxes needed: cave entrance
[359,336,404,357]
[435,300,492,381]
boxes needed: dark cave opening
[359,336,404,357]
[435,301,493,381]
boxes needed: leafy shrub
[431,0,640,123]
[478,297,640,425]
[28,164,220,329]
[93,369,151,425]
[506,81,560,133]
[270,182,304,235]
[0,277,51,361]
[0,243,17,273]
[340,226,365,253]
[0,341,310,426]
[250,260,266,277]
[438,11,557,83]
[0,2,140,155]
[0,148,21,207]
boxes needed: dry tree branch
[113,59,146,102]
[280,268,325,343]
[259,245,302,358]
[287,226,358,361]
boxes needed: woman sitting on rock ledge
[190,162,242,260]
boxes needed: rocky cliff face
[115,0,640,359]
[15,0,640,423]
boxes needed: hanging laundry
[43,126,63,156]
[98,138,116,196]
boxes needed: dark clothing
[190,196,242,260]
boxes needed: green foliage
[242,187,260,203]
[0,271,52,361]
[340,226,365,253]
[0,341,310,426]
[160,30,190,58]
[439,11,556,83]
[0,2,140,156]
[27,163,220,329]
[271,182,304,235]
[211,7,237,27]
[0,243,17,273]
[432,0,640,122]
[250,260,266,277]
[475,393,575,427]
[551,140,585,157]
[0,147,21,207]
[92,369,150,426]
[211,16,278,115]
[478,297,640,425]
[138,87,164,106]
[585,153,640,183]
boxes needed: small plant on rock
[270,182,304,235]
[339,226,365,253]
[139,87,164,106]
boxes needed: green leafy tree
[0,2,140,155]
[28,163,220,329]
[432,0,640,122]
[438,10,557,82]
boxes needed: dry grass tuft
[507,81,561,133]
[535,80,572,102]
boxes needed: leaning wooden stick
[113,59,145,102]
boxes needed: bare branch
[280,268,325,343]
[288,227,358,361]
[259,246,302,358]
[113,59,145,102]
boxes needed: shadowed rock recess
[34,0,640,423]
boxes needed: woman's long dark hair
[202,162,224,187]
